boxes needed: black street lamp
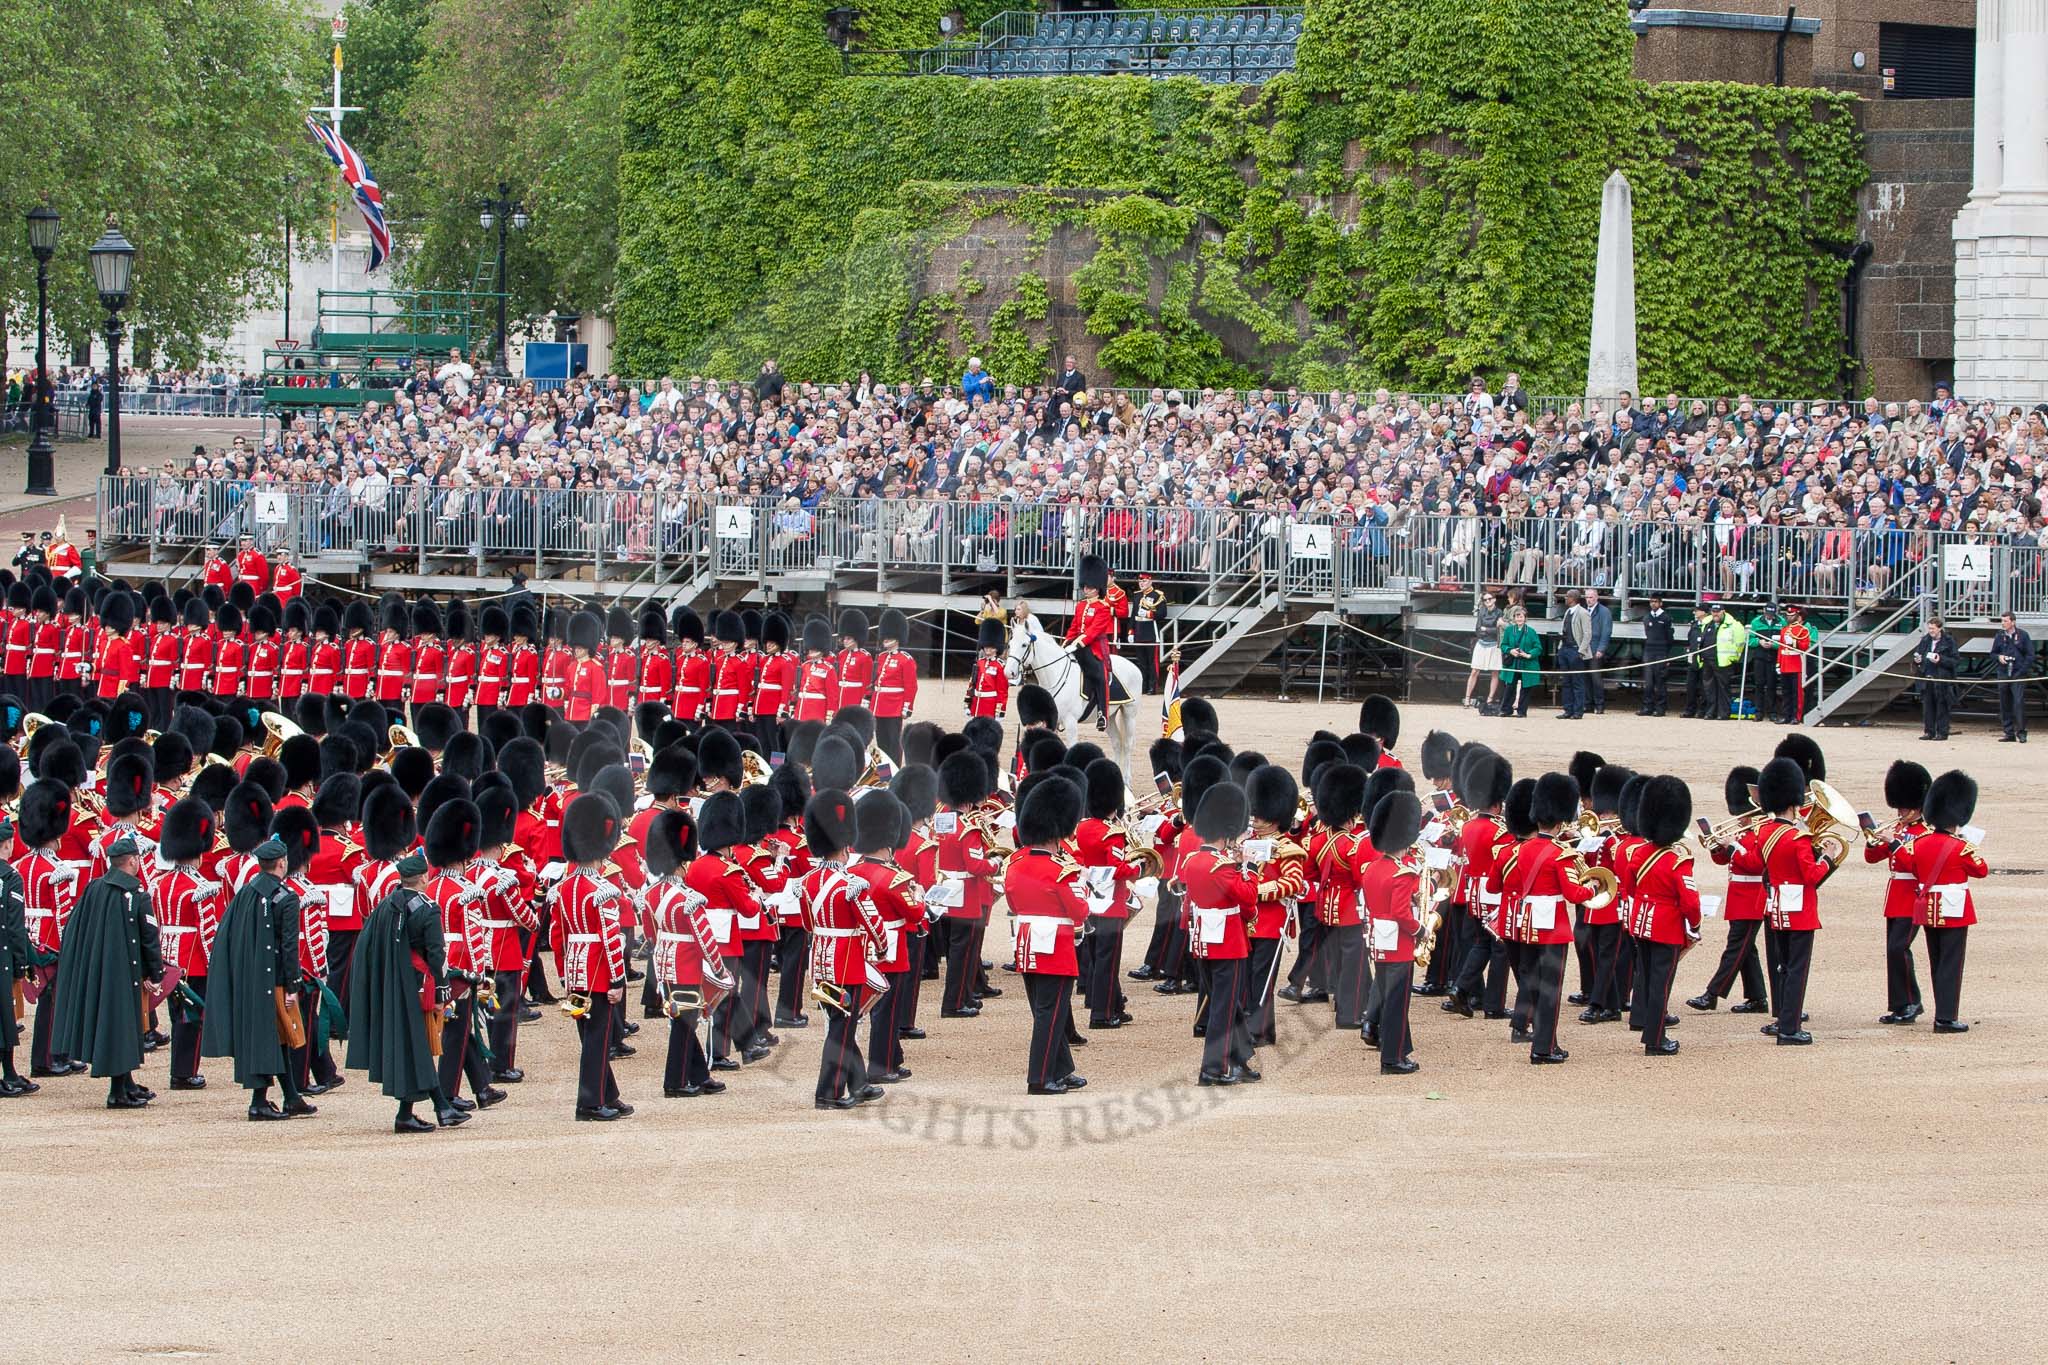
[23,203,59,497]
[478,183,527,374]
[87,220,136,480]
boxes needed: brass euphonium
[261,710,305,757]
[1552,834,1619,911]
[1114,814,1165,878]
[382,722,420,764]
[1800,780,1858,865]
[1412,859,1449,971]
[740,748,773,787]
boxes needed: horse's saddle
[1107,670,1131,707]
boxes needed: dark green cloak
[200,871,302,1088]
[346,886,445,1101]
[0,860,31,1047]
[49,869,161,1077]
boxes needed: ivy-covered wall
[617,0,1865,393]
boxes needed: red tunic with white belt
[673,649,712,721]
[871,649,918,719]
[767,827,811,926]
[469,856,537,970]
[848,855,918,973]
[1178,846,1256,961]
[934,808,1000,924]
[1359,851,1423,963]
[687,851,760,961]
[443,642,477,709]
[1249,834,1309,941]
[506,643,538,708]
[801,859,888,986]
[341,635,375,699]
[375,639,411,703]
[280,638,311,700]
[707,650,752,723]
[1754,818,1830,931]
[245,636,280,702]
[649,877,720,989]
[308,827,366,935]
[1505,836,1597,945]
[290,875,330,980]
[752,651,793,720]
[352,859,403,942]
[1624,844,1702,944]
[792,658,837,723]
[16,848,79,957]
[1074,816,1142,921]
[833,649,872,712]
[409,640,445,706]
[95,632,139,699]
[967,656,1009,718]
[605,646,639,711]
[152,866,224,978]
[1004,847,1090,975]
[1863,819,1929,920]
[475,642,510,709]
[638,643,674,712]
[549,868,627,993]
[1714,826,1768,922]
[211,633,246,697]
[739,841,791,945]
[1906,830,1986,929]
[567,656,604,723]
[1312,822,1367,927]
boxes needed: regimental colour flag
[304,115,390,271]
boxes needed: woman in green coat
[1496,606,1541,718]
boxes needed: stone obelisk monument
[1585,170,1638,409]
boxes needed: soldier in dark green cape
[347,851,468,1133]
[0,748,36,1097]
[49,836,162,1108]
[201,836,315,1121]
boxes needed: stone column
[1967,0,2003,205]
[2000,0,2048,202]
[1953,0,2048,399]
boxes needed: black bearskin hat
[696,791,744,853]
[159,797,216,863]
[1532,773,1581,828]
[272,806,321,873]
[1567,750,1605,799]
[1018,773,1084,846]
[1884,760,1932,813]
[1420,729,1459,782]
[312,773,360,829]
[1756,758,1806,816]
[1724,765,1760,816]
[647,745,698,801]
[424,799,481,869]
[417,774,471,837]
[1924,770,1978,833]
[362,784,417,861]
[937,750,989,808]
[1454,744,1513,811]
[1638,775,1692,847]
[225,781,274,853]
[804,790,856,859]
[104,753,154,818]
[1017,683,1058,729]
[1773,732,1826,783]
[1150,736,1185,787]
[1359,694,1401,750]
[1589,764,1634,817]
[646,808,693,878]
[1247,764,1298,829]
[389,746,434,800]
[889,764,937,825]
[810,733,861,795]
[414,702,461,752]
[18,780,71,847]
[561,793,621,865]
[1180,755,1232,832]
[1084,757,1125,821]
[697,727,745,790]
[1178,696,1218,739]
[1368,789,1422,857]
[1193,780,1250,843]
[854,790,903,855]
[1504,778,1538,839]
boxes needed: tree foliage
[0,0,327,365]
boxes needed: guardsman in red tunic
[669,605,710,728]
[847,790,917,1085]
[307,776,367,1003]
[1004,778,1091,1095]
[374,600,411,706]
[1687,766,1769,1014]
[153,798,222,1090]
[93,592,142,701]
[705,610,750,727]
[1753,757,1837,1046]
[422,801,499,1112]
[201,545,232,593]
[541,610,574,712]
[26,585,59,713]
[339,601,375,701]
[1623,776,1701,1056]
[244,604,282,703]
[643,808,730,1097]
[271,807,341,1096]
[441,602,475,716]
[407,600,445,730]
[967,618,1010,719]
[270,549,302,606]
[16,780,82,1077]
[475,606,511,719]
[884,765,932,1036]
[869,608,917,763]
[1413,731,1461,994]
[628,748,697,1020]
[469,786,536,1081]
[1867,760,1932,1025]
[59,586,92,693]
[832,610,872,714]
[1178,779,1263,1086]
[565,611,605,723]
[176,597,212,696]
[603,608,638,712]
[233,535,270,595]
[1511,773,1600,1064]
[1909,769,1985,1033]
[734,786,789,1048]
[637,607,674,721]
[1444,746,1514,1018]
[2,582,31,695]
[690,792,767,1071]
[1243,765,1310,1046]
[934,751,1000,1017]
[751,612,794,760]
[1359,790,1425,1074]
[792,615,837,725]
[549,795,630,1119]
[505,607,540,709]
[797,790,887,1109]
[1308,763,1370,1029]
[278,600,311,705]
[209,602,246,698]
[140,595,179,726]
[1576,767,1634,1023]
[1063,556,1116,732]
[306,602,341,698]
[1073,759,1143,1032]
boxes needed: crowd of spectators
[95,350,2048,608]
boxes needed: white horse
[1005,606,1142,777]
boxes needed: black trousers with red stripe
[775,924,810,1020]
[1373,960,1414,1066]
[816,985,869,1103]
[1529,943,1568,1056]
[1630,937,1681,1049]
[1925,924,1968,1022]
[1246,936,1282,1045]
[1200,956,1251,1076]
[437,992,490,1098]
[576,994,620,1112]
[1588,920,1628,1011]
[866,968,908,1073]
[1084,917,1128,1025]
[1023,972,1075,1088]
[1327,922,1367,1028]
[1774,927,1816,1036]
[1702,918,1768,1006]
[1885,916,1923,1013]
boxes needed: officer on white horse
[1065,555,1118,733]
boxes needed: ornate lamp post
[87,220,137,479]
[23,203,59,496]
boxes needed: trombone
[1695,806,1766,853]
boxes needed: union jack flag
[304,115,390,271]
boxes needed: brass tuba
[382,722,420,765]
[261,710,305,758]
[1801,780,1858,865]
[741,748,773,787]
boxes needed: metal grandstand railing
[95,477,2048,630]
[854,5,1302,81]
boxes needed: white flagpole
[316,15,363,292]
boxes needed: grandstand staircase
[1804,588,1931,726]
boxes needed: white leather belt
[567,933,598,945]
[479,918,516,929]
[1729,874,1762,884]
[655,931,689,945]
[877,686,905,693]
[1891,871,1917,881]
[812,927,860,938]
[1015,915,1067,928]
[378,669,405,677]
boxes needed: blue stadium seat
[1054,19,1074,41]
[1034,15,1053,41]
[1245,13,1265,37]
[1167,20,1184,41]
[1149,18,1167,40]
[1188,16,1208,40]
[994,52,1014,73]
[1282,15,1302,38]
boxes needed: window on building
[1878,23,1975,99]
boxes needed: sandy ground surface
[2,685,2043,1363]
